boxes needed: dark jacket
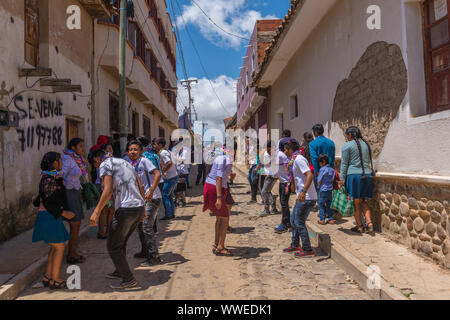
[33,175,70,219]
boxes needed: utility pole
[118,0,128,154]
[180,78,198,127]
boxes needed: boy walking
[282,140,318,258]
[317,154,336,225]
[89,149,146,289]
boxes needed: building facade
[254,0,450,268]
[95,0,178,143]
[236,19,282,131]
[0,0,178,243]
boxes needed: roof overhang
[254,0,337,88]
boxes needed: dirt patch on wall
[332,41,408,158]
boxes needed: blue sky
[166,0,291,133]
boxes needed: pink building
[236,20,282,131]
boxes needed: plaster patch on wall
[332,41,408,158]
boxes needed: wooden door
[24,0,39,66]
[66,119,79,145]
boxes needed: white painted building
[0,0,178,243]
[254,0,450,267]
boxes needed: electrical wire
[175,0,233,117]
[190,0,256,43]
[169,0,189,81]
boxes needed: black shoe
[105,271,122,280]
[134,251,148,259]
[161,216,175,220]
[110,278,137,289]
[140,257,163,267]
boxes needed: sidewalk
[0,210,92,300]
[233,164,450,300]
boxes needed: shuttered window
[127,21,136,49]
[24,0,39,66]
[136,26,145,61]
[424,0,450,113]
[143,115,151,138]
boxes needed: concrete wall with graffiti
[0,1,94,242]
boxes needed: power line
[190,0,256,43]
[169,0,189,81]
[175,0,233,117]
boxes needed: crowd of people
[32,134,193,290]
[244,124,375,258]
[30,122,375,290]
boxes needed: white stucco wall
[268,0,450,176]
[0,1,93,225]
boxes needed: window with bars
[424,0,450,113]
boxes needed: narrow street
[17,169,368,300]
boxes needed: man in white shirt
[258,141,279,216]
[154,137,179,220]
[89,149,146,289]
[282,140,318,258]
[274,139,292,234]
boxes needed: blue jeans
[290,200,316,251]
[318,190,334,221]
[162,176,179,218]
[184,174,190,188]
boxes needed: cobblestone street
[17,169,369,300]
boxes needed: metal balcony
[78,0,111,19]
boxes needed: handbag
[331,187,354,217]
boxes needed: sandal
[42,275,51,287]
[66,255,86,264]
[350,226,364,234]
[214,248,233,257]
[49,279,67,290]
[366,223,374,233]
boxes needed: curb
[306,222,407,300]
[0,223,92,300]
[233,164,407,300]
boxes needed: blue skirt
[32,211,70,244]
[345,174,373,200]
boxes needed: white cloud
[178,75,236,138]
[177,0,277,49]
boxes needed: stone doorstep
[306,222,407,300]
[0,223,92,300]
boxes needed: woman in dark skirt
[32,152,75,289]
[62,138,87,264]
[339,127,375,234]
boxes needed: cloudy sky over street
[169,0,289,134]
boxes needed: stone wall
[332,41,408,158]
[375,177,450,269]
